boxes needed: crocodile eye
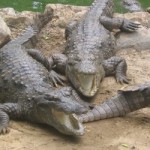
[123,2,130,6]
[45,94,60,101]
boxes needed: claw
[49,70,66,87]
[126,28,136,32]
[116,76,129,84]
[51,76,58,87]
[127,26,137,31]
[0,127,10,135]
[122,20,141,32]
[129,22,141,28]
[56,77,65,86]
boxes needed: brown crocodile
[49,0,140,97]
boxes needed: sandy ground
[0,6,150,150]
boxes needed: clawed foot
[116,75,130,84]
[0,126,10,135]
[49,70,66,87]
[121,19,141,32]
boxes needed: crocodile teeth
[51,109,85,136]
[78,74,94,91]
[69,114,80,129]
[77,74,98,96]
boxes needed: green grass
[0,0,92,12]
[0,0,149,12]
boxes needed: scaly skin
[0,9,89,136]
[121,0,143,12]
[50,0,140,97]
[79,82,150,123]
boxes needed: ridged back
[66,0,115,61]
[0,46,48,87]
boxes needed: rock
[146,7,150,13]
[116,26,150,50]
[0,16,11,47]
[0,7,16,16]
[20,11,35,18]
[46,4,87,28]
[4,10,35,28]
[5,16,31,28]
[114,12,149,51]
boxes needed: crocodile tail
[31,6,53,32]
[9,26,36,46]
[79,82,150,123]
[9,6,53,46]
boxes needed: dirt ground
[0,5,150,150]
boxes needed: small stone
[116,26,150,51]
[146,7,150,13]
[0,7,16,16]
[0,16,11,47]
[131,146,136,149]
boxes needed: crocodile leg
[27,49,66,86]
[0,103,21,134]
[51,53,68,74]
[53,20,78,72]
[100,16,140,32]
[102,56,129,84]
[79,82,150,123]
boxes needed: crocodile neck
[85,0,109,20]
[78,0,112,30]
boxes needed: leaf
[121,144,129,148]
[42,35,49,40]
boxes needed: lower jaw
[51,109,85,136]
[79,87,98,97]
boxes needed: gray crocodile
[121,0,143,12]
[0,8,89,136]
[49,0,140,97]
[79,82,150,123]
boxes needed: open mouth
[51,109,85,136]
[77,74,98,97]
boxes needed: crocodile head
[66,57,105,97]
[122,0,142,12]
[33,87,88,136]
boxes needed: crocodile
[49,0,140,97]
[0,8,89,136]
[121,0,143,12]
[79,82,150,123]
